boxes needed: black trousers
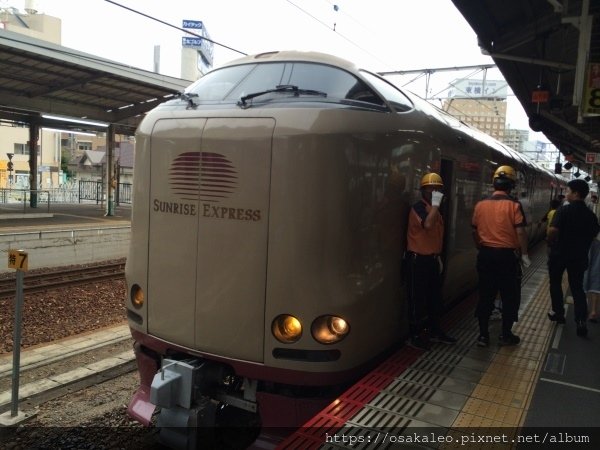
[405,253,442,335]
[548,255,588,322]
[475,247,522,336]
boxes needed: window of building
[78,141,92,151]
[14,143,27,155]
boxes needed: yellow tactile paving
[496,342,547,359]
[452,411,515,428]
[460,397,522,425]
[483,361,535,381]
[470,384,528,408]
[478,374,531,393]
[448,267,558,440]
[491,354,538,371]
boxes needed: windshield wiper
[178,92,199,108]
[238,85,327,108]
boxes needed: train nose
[145,117,275,363]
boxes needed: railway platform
[277,242,600,449]
[0,202,131,231]
[0,203,131,272]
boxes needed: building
[503,128,530,154]
[67,140,134,185]
[0,2,63,188]
[443,79,508,142]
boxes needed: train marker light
[272,315,302,343]
[311,315,350,344]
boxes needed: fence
[78,181,132,204]
[0,189,51,212]
[0,181,132,210]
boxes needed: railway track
[0,260,125,299]
[0,324,135,416]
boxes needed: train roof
[219,50,361,73]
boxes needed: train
[124,51,566,447]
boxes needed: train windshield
[184,62,387,109]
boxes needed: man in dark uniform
[547,179,600,336]
[405,173,456,350]
[472,165,530,347]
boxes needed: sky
[4,0,543,134]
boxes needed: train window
[287,63,385,106]
[361,71,414,112]
[186,64,256,101]
[186,62,387,108]
[225,63,287,100]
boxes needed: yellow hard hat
[493,165,516,182]
[420,173,444,188]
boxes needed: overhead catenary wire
[284,0,392,70]
[103,0,506,128]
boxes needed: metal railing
[0,181,132,212]
[0,189,51,212]
[78,181,132,204]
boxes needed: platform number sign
[8,250,28,271]
[583,63,600,117]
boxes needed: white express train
[124,51,565,447]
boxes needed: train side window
[287,63,385,107]
[361,71,414,112]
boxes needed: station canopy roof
[0,28,191,136]
[452,0,600,167]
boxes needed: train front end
[125,51,420,444]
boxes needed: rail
[0,260,125,299]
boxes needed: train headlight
[311,315,350,344]
[272,315,302,343]
[131,284,145,308]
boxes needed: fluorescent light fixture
[41,114,109,128]
[42,128,97,136]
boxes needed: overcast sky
[6,0,542,133]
